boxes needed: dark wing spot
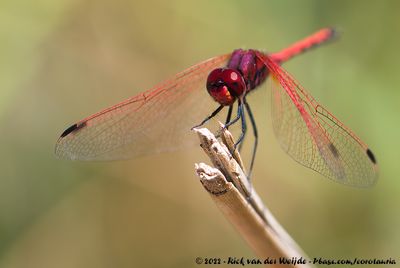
[366,148,377,164]
[60,122,86,138]
[328,143,339,158]
[328,27,340,41]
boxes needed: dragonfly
[55,28,378,187]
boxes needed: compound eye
[220,69,246,97]
[206,68,224,88]
[206,68,246,106]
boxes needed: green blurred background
[0,0,399,267]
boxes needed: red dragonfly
[55,28,378,187]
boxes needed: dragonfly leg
[225,105,233,127]
[234,101,247,148]
[192,104,224,129]
[237,105,246,152]
[244,98,258,179]
[225,101,242,129]
[223,100,246,149]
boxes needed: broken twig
[194,127,314,268]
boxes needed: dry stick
[194,127,315,268]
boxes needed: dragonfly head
[206,68,246,106]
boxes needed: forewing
[55,54,231,160]
[258,53,378,187]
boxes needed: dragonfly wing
[258,52,378,187]
[269,76,347,180]
[55,54,231,160]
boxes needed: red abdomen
[206,28,336,106]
